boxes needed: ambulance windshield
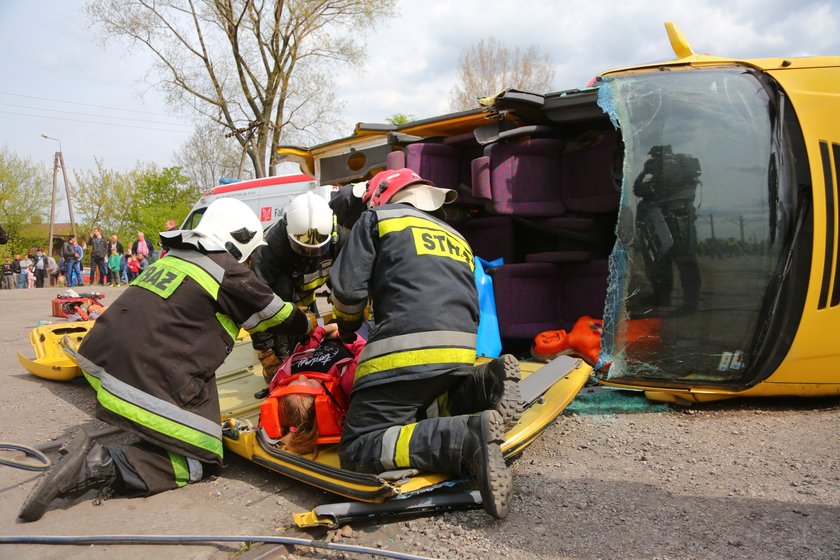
[598,67,791,386]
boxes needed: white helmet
[285,192,333,257]
[192,198,266,262]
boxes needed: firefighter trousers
[339,366,494,475]
[105,440,216,497]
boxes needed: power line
[0,102,192,129]
[0,90,176,117]
[0,109,192,134]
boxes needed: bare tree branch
[449,38,557,112]
[87,0,396,176]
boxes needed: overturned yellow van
[277,23,840,404]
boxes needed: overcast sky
[1,0,838,178]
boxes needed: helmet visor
[289,228,330,257]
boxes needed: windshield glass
[599,67,788,386]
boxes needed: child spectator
[108,248,121,287]
[127,255,140,282]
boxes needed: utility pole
[227,120,262,179]
[42,134,77,256]
[48,151,59,257]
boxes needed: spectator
[18,253,32,289]
[107,248,121,287]
[119,252,128,284]
[159,219,178,257]
[132,232,153,261]
[11,254,21,288]
[47,254,59,287]
[61,235,77,287]
[106,234,124,285]
[2,256,13,289]
[73,240,85,287]
[88,228,109,286]
[127,255,140,282]
[32,248,46,288]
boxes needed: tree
[385,113,416,126]
[0,148,51,256]
[87,0,397,178]
[174,121,252,190]
[129,164,198,240]
[73,161,198,246]
[448,38,556,112]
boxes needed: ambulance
[181,173,333,230]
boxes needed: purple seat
[559,260,609,322]
[459,216,515,263]
[386,150,405,169]
[491,259,609,339]
[491,263,563,339]
[559,130,621,214]
[471,138,567,217]
[402,142,483,206]
[404,143,461,189]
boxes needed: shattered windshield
[599,68,788,386]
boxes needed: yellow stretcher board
[19,323,252,382]
[218,351,590,509]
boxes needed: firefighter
[19,197,316,522]
[250,192,340,392]
[331,168,522,519]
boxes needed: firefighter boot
[19,432,117,522]
[462,410,512,519]
[257,349,283,384]
[474,354,523,431]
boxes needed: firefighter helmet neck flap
[358,168,457,211]
[285,192,334,257]
[192,197,266,262]
[360,168,432,208]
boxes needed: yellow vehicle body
[277,23,840,403]
[16,322,94,381]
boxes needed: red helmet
[361,168,432,208]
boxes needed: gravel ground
[0,286,838,560]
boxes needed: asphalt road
[1,286,838,560]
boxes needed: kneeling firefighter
[251,192,341,390]
[19,197,316,522]
[331,168,523,519]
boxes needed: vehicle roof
[274,22,839,181]
[206,173,314,195]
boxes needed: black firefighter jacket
[75,246,310,465]
[330,204,479,391]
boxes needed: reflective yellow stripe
[377,216,474,271]
[296,291,317,307]
[334,307,363,322]
[395,423,417,468]
[158,255,220,298]
[83,371,223,459]
[246,301,295,334]
[169,451,189,488]
[377,216,438,237]
[215,312,239,341]
[356,348,476,378]
[300,276,328,292]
